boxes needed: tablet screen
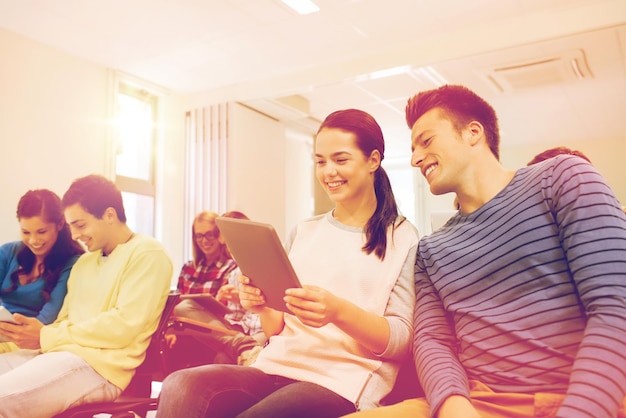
[215,217,302,313]
[180,293,231,316]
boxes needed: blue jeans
[156,364,356,418]
[0,350,121,418]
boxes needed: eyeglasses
[193,229,220,242]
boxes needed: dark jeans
[156,364,356,418]
[172,299,261,363]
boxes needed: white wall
[284,128,314,236]
[0,28,108,240]
[224,106,316,241]
[226,104,288,240]
[0,28,186,280]
[155,92,187,276]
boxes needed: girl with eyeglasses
[166,211,264,369]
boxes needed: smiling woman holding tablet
[158,109,419,418]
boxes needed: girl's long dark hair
[2,189,84,301]
[317,109,405,260]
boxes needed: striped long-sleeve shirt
[414,155,626,418]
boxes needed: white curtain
[183,103,229,258]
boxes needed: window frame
[114,81,159,234]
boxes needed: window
[115,83,158,236]
[384,159,418,229]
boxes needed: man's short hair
[62,174,127,223]
[527,146,591,166]
[406,84,501,160]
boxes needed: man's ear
[103,207,118,223]
[463,121,484,146]
[368,149,382,173]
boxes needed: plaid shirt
[176,258,237,297]
[223,267,262,336]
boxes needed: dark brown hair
[62,174,127,222]
[527,146,591,166]
[406,84,500,160]
[3,189,84,301]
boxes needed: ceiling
[1,0,625,159]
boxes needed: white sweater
[252,212,418,410]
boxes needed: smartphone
[0,306,18,324]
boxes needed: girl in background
[166,210,264,368]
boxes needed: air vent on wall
[483,49,593,93]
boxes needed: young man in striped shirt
[347,85,626,418]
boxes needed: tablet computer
[179,293,231,316]
[215,216,302,313]
[0,305,18,324]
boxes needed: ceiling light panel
[280,0,320,15]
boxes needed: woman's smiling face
[19,215,61,260]
[193,219,223,260]
[314,127,377,205]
